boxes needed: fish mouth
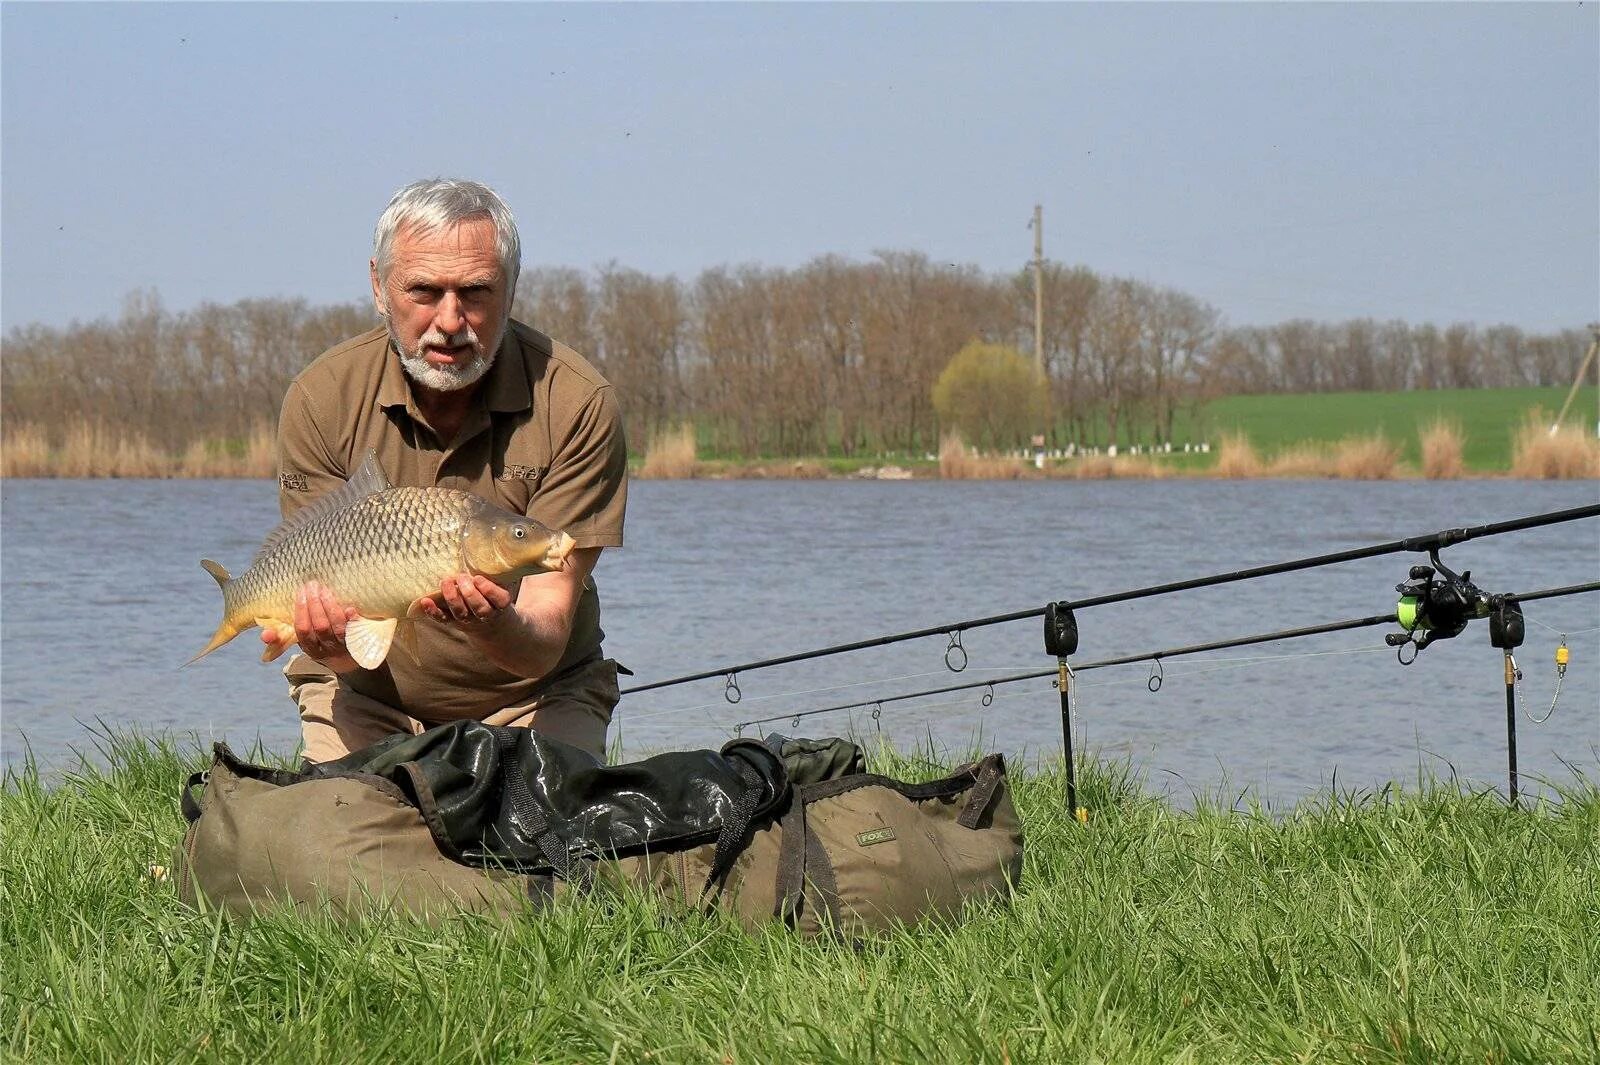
[545,531,577,569]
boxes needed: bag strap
[498,731,593,891]
[526,873,557,913]
[771,792,841,930]
[697,757,766,905]
[773,798,807,924]
[957,756,1006,830]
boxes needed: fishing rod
[621,504,1600,699]
[727,579,1599,814]
[731,613,1401,733]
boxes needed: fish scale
[191,454,574,669]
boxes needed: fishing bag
[172,721,1023,937]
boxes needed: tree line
[2,257,1591,457]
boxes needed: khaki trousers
[287,655,621,764]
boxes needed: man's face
[371,216,510,394]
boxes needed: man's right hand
[262,581,361,673]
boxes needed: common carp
[190,452,575,669]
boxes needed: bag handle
[180,771,208,824]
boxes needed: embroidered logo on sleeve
[498,464,547,483]
[279,471,310,492]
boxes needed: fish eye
[512,526,526,539]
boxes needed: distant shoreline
[0,463,1590,482]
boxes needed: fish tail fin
[185,619,243,667]
[185,559,240,667]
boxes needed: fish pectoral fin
[344,616,398,670]
[257,620,297,663]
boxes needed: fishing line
[1523,614,1599,637]
[815,646,1394,731]
[622,505,1600,696]
[611,666,1027,723]
[731,630,1397,732]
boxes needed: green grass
[636,387,1598,475]
[1179,386,1598,470]
[5,732,1598,1063]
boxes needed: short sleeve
[528,385,628,548]
[276,379,348,520]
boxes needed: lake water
[2,477,1596,805]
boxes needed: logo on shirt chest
[280,471,310,492]
[498,463,547,484]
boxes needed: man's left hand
[419,574,515,630]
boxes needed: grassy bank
[4,734,1597,1063]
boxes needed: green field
[1179,386,1598,470]
[638,387,1598,475]
[5,734,1597,1063]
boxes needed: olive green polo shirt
[275,319,628,722]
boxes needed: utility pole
[1548,322,1599,436]
[1030,205,1047,468]
[1032,204,1044,376]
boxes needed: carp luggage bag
[173,721,1024,937]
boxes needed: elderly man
[268,178,628,763]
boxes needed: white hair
[372,178,521,291]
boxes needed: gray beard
[388,320,497,393]
[397,344,495,393]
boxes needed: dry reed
[1213,431,1262,478]
[1265,442,1330,478]
[1510,413,1600,479]
[53,423,166,478]
[1331,433,1400,480]
[1,420,280,478]
[638,423,699,479]
[1,424,52,478]
[937,432,1025,480]
[241,421,277,478]
[1048,455,1168,480]
[1419,419,1465,480]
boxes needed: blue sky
[2,2,1595,332]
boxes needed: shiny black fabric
[761,734,867,786]
[315,720,789,873]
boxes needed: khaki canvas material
[173,756,541,919]
[175,745,1023,937]
[289,654,623,763]
[276,319,628,723]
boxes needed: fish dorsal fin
[256,450,393,561]
[200,559,231,587]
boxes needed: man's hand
[417,574,516,630]
[262,581,361,673]
[416,549,600,681]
